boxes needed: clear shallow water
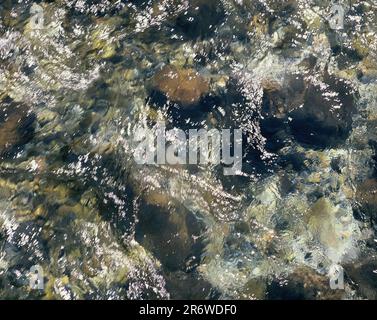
[0,0,376,299]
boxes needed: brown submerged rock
[268,266,344,300]
[0,97,35,155]
[356,178,377,219]
[152,65,209,106]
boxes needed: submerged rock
[267,266,344,300]
[356,178,377,221]
[307,198,340,249]
[359,55,377,82]
[164,271,217,300]
[134,199,211,299]
[261,72,357,149]
[345,257,377,299]
[135,201,206,272]
[151,65,209,107]
[261,75,306,152]
[248,14,269,38]
[0,97,35,156]
[238,277,268,300]
[90,21,118,59]
[289,74,357,148]
[174,0,225,39]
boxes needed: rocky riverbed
[0,0,376,300]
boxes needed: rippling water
[0,0,377,300]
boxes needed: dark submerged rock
[135,201,206,272]
[174,0,226,39]
[289,74,357,148]
[344,257,377,300]
[0,96,35,157]
[261,73,358,149]
[261,76,305,152]
[135,200,213,298]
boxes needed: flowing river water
[0,0,377,299]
